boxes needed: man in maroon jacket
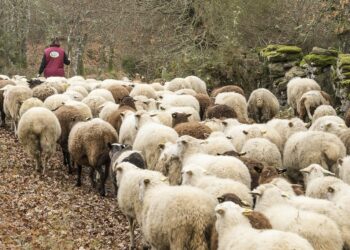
[37,37,70,78]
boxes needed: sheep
[309,115,346,134]
[104,96,136,133]
[171,112,192,127]
[175,88,197,96]
[217,193,272,229]
[258,166,287,185]
[178,135,251,188]
[182,164,253,206]
[68,118,118,196]
[44,94,72,111]
[195,93,212,119]
[205,104,237,120]
[63,100,93,120]
[201,131,235,156]
[338,156,350,184]
[174,121,212,139]
[98,102,119,121]
[211,85,245,97]
[32,84,58,102]
[133,111,178,169]
[118,111,138,145]
[297,90,330,121]
[87,89,115,103]
[18,107,61,174]
[201,118,226,132]
[164,77,192,92]
[269,177,300,196]
[54,105,91,173]
[312,105,337,123]
[19,98,45,117]
[184,75,207,94]
[115,162,168,249]
[64,90,84,101]
[133,96,157,111]
[140,176,216,250]
[0,75,10,80]
[105,85,129,103]
[161,94,200,113]
[241,138,282,168]
[247,88,279,123]
[253,184,344,250]
[283,131,346,183]
[215,92,249,123]
[130,84,157,99]
[164,106,200,122]
[215,202,314,250]
[0,80,15,126]
[287,77,321,115]
[66,85,89,97]
[3,85,33,132]
[82,95,107,117]
[150,82,164,91]
[266,117,308,149]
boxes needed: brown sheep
[211,85,245,97]
[105,96,136,133]
[32,84,57,102]
[220,150,264,189]
[107,85,130,104]
[258,165,286,185]
[247,88,279,123]
[297,90,329,122]
[68,119,118,196]
[171,112,191,127]
[195,93,212,119]
[54,105,89,173]
[0,79,15,126]
[210,193,272,250]
[174,121,212,139]
[205,104,237,120]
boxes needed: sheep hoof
[99,188,106,197]
[76,182,81,187]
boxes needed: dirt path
[0,127,141,249]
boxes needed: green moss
[299,59,307,67]
[339,54,350,67]
[303,54,337,67]
[341,65,350,72]
[342,72,350,79]
[276,45,302,54]
[340,79,350,87]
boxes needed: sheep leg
[76,164,82,187]
[306,105,313,122]
[62,149,72,174]
[127,216,136,249]
[89,168,96,188]
[0,111,5,127]
[112,173,118,196]
[100,164,110,196]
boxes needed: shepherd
[37,37,70,78]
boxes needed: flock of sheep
[0,73,350,250]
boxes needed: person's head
[50,37,60,47]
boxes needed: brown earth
[0,127,142,249]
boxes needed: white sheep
[182,164,253,206]
[253,184,344,250]
[175,88,197,96]
[133,111,178,169]
[133,96,157,111]
[247,88,279,123]
[160,94,200,113]
[287,77,321,114]
[115,162,168,249]
[82,95,107,117]
[164,77,192,92]
[184,75,207,94]
[297,90,329,121]
[118,111,138,145]
[309,115,346,135]
[19,98,45,117]
[98,102,119,121]
[63,100,93,120]
[215,92,249,122]
[283,131,346,183]
[201,131,236,155]
[87,88,115,103]
[44,94,72,111]
[3,85,33,132]
[241,138,282,168]
[338,156,350,184]
[66,85,89,97]
[129,84,157,99]
[18,107,61,174]
[300,163,336,186]
[64,90,84,101]
[201,119,226,132]
[312,105,337,123]
[215,202,314,250]
[139,176,216,249]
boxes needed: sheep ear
[277,168,287,174]
[337,158,343,166]
[222,121,228,126]
[216,208,224,215]
[160,106,166,111]
[143,178,150,185]
[116,166,123,172]
[254,166,262,174]
[300,167,310,173]
[158,143,165,150]
[186,170,193,176]
[217,196,224,203]
[186,113,192,118]
[250,190,261,197]
[321,169,335,176]
[288,122,294,128]
[243,130,248,135]
[226,136,232,140]
[107,142,113,149]
[281,192,290,198]
[238,152,247,157]
[172,112,177,118]
[327,186,335,193]
[86,117,91,121]
[305,122,311,128]
[241,200,251,207]
[150,114,157,117]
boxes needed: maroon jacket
[38,45,70,77]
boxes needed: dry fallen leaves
[0,127,143,249]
